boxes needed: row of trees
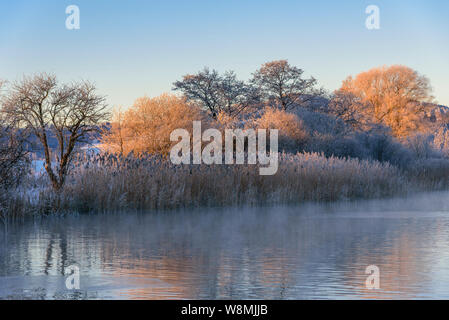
[173,60,323,117]
[0,60,444,194]
[173,61,438,138]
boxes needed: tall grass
[7,151,449,217]
[32,152,411,213]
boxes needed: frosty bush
[405,134,441,160]
[253,108,309,152]
[352,130,413,168]
[294,107,348,137]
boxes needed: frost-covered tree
[1,73,108,191]
[1,80,28,192]
[173,68,259,118]
[251,60,323,110]
[340,65,434,138]
[218,71,260,117]
[0,101,30,215]
[0,116,29,192]
[101,94,206,155]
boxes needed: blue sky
[1,0,448,108]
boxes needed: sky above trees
[1,0,448,108]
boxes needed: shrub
[305,133,365,159]
[254,108,309,152]
[294,107,348,137]
[405,134,441,159]
[353,130,413,168]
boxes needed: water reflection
[1,191,449,299]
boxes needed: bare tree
[1,80,26,189]
[173,68,259,118]
[1,73,108,191]
[0,116,29,191]
[0,78,30,216]
[251,60,323,111]
[173,68,221,117]
[219,71,260,117]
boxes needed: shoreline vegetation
[3,61,449,221]
[4,151,449,220]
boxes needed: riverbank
[3,151,449,221]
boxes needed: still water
[2,191,449,299]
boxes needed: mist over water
[2,191,449,299]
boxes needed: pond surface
[2,191,449,299]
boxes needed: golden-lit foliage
[254,107,309,144]
[101,107,127,154]
[340,65,434,138]
[101,94,207,155]
[216,110,239,129]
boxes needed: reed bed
[7,151,449,218]
[29,152,410,213]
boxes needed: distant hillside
[419,103,449,154]
[423,103,449,123]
